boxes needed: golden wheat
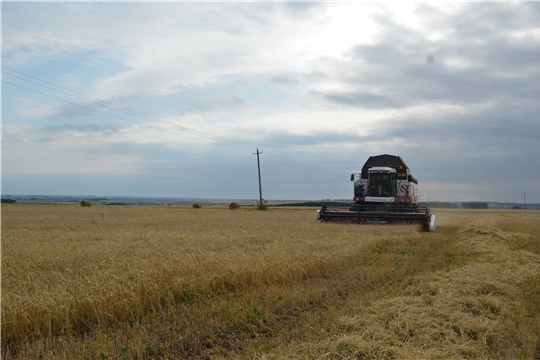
[2,205,539,359]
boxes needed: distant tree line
[1,198,16,204]
[275,201,350,207]
[420,202,459,209]
[460,202,489,209]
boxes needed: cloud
[321,91,406,109]
[307,3,540,111]
[2,3,372,101]
[15,98,59,118]
[2,2,539,202]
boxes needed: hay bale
[229,202,241,210]
[193,203,202,209]
[80,200,92,207]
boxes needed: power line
[2,79,230,147]
[2,67,254,152]
[2,67,334,173]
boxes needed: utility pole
[523,192,527,209]
[254,148,263,206]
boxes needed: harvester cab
[366,167,396,200]
[318,154,435,232]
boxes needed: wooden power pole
[254,148,263,205]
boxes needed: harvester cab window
[368,173,396,197]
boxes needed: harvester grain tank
[317,154,436,231]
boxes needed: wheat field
[2,205,539,359]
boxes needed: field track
[2,205,539,359]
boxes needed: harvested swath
[192,204,202,209]
[80,200,92,207]
[329,219,540,360]
[229,202,241,210]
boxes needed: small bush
[257,199,269,211]
[80,200,92,207]
[229,202,241,210]
[193,204,202,209]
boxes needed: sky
[2,2,539,203]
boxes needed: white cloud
[15,98,59,118]
[4,3,390,101]
[2,124,142,174]
[17,105,58,118]
[2,2,540,202]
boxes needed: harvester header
[317,154,436,231]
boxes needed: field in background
[2,205,539,359]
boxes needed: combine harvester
[317,154,436,232]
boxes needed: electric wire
[2,67,333,173]
[2,73,330,173]
[2,67,254,153]
[2,80,243,150]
